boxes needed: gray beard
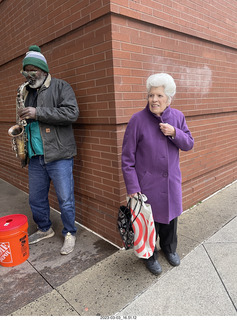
[29,75,46,89]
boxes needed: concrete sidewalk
[0,178,236,317]
[117,215,237,316]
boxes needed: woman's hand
[128,192,141,198]
[159,123,176,138]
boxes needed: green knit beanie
[22,45,49,73]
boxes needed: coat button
[162,172,168,177]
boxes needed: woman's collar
[146,103,171,120]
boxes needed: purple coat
[122,104,194,224]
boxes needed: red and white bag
[129,194,156,259]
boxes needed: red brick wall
[0,0,236,247]
[110,0,237,49]
[111,13,237,216]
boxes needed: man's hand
[18,107,36,120]
[159,123,176,138]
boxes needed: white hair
[146,73,176,100]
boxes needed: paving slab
[204,242,237,309]
[0,261,52,316]
[204,216,237,309]
[116,209,237,317]
[177,181,237,243]
[0,179,118,316]
[205,216,237,243]
[56,249,172,317]
[27,226,117,288]
[11,290,78,316]
[116,244,237,316]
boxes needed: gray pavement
[0,178,237,317]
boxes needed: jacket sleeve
[36,80,79,125]
[170,113,194,151]
[121,116,141,195]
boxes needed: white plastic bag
[129,194,156,259]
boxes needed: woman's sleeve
[171,114,194,151]
[121,117,141,194]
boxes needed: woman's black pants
[155,217,178,254]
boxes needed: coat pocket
[139,171,152,188]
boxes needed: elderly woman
[122,73,194,275]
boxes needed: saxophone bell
[8,124,28,167]
[8,124,23,137]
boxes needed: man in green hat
[18,45,79,255]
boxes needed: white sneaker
[28,228,55,244]
[60,232,76,255]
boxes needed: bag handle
[131,193,143,224]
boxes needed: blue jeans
[28,156,77,236]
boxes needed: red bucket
[0,214,29,267]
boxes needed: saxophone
[8,81,29,167]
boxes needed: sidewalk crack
[203,244,237,312]
[27,260,80,315]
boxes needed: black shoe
[164,252,180,266]
[145,255,162,275]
